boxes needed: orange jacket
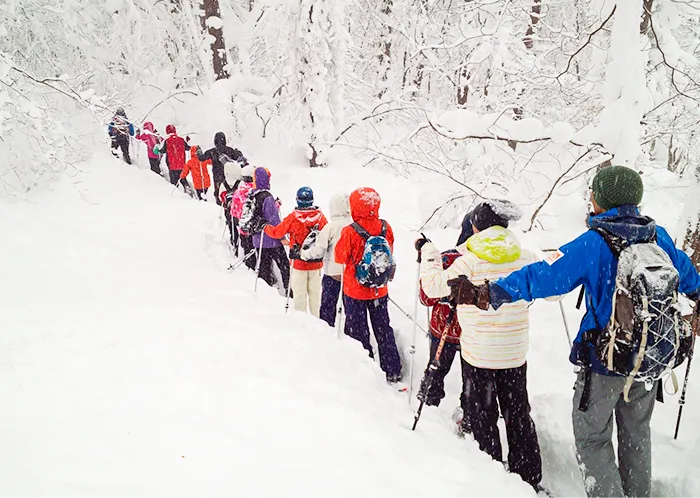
[181,146,212,190]
[265,208,328,270]
[334,188,394,300]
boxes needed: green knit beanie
[591,166,644,211]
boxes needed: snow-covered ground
[1,143,699,496]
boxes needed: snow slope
[1,145,699,496]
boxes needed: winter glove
[447,276,491,310]
[289,244,301,260]
[414,234,430,263]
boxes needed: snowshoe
[535,484,553,497]
[110,149,119,158]
[452,407,472,437]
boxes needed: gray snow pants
[572,371,657,498]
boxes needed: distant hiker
[108,107,134,164]
[300,192,351,326]
[181,146,211,201]
[197,132,243,205]
[265,187,328,316]
[417,249,471,434]
[416,200,542,492]
[232,165,256,269]
[445,167,700,498]
[240,167,290,292]
[135,122,162,175]
[155,125,193,193]
[335,188,402,383]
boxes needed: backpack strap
[591,227,627,259]
[380,220,388,238]
[351,222,371,241]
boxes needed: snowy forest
[4,0,700,237]
[3,0,700,496]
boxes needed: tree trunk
[377,0,393,99]
[640,0,653,34]
[200,0,230,80]
[523,0,541,49]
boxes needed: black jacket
[197,132,243,182]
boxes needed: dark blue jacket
[490,205,700,374]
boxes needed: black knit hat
[471,203,509,231]
[592,166,644,211]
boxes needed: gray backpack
[593,229,691,400]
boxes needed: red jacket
[163,124,188,171]
[181,146,212,190]
[419,250,462,344]
[334,188,394,300]
[265,208,328,271]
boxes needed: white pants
[290,268,322,317]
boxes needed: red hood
[190,145,199,159]
[165,124,176,135]
[349,188,381,221]
[144,122,155,132]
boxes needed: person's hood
[190,145,199,159]
[329,192,350,220]
[143,122,155,132]
[465,226,521,264]
[214,132,227,150]
[254,167,271,191]
[588,205,656,244]
[165,124,176,135]
[349,188,381,221]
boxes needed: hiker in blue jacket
[447,166,700,498]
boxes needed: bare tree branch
[557,5,617,80]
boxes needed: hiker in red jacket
[265,187,328,316]
[334,187,402,383]
[417,249,471,435]
[155,125,192,192]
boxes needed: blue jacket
[490,205,700,375]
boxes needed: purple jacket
[252,168,282,249]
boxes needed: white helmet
[241,165,254,179]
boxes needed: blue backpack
[352,221,395,288]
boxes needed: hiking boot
[386,373,403,384]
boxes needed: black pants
[168,170,192,190]
[111,135,131,164]
[196,188,208,201]
[148,157,161,175]
[420,336,470,422]
[462,360,542,489]
[240,235,256,270]
[257,245,290,292]
[214,178,224,206]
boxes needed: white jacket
[301,192,351,277]
[420,226,537,370]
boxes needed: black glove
[289,244,301,260]
[447,276,491,310]
[415,233,430,262]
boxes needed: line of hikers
[230,161,699,496]
[108,108,247,204]
[110,107,699,497]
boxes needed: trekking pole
[407,259,422,402]
[285,262,295,313]
[559,301,573,348]
[254,232,266,293]
[387,297,429,336]
[336,269,345,339]
[228,249,256,271]
[412,306,456,431]
[674,333,695,440]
